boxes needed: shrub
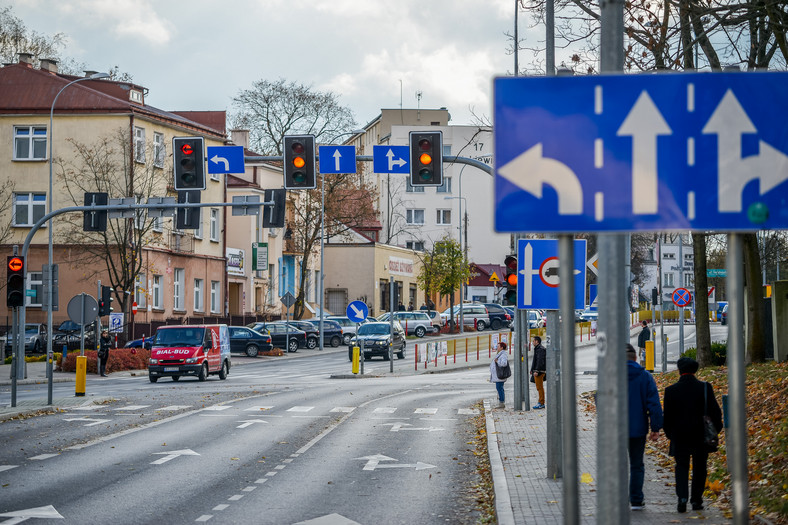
[683,341,727,366]
[60,348,151,373]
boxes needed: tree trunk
[743,233,765,363]
[693,234,713,367]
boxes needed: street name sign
[517,239,586,309]
[318,145,356,174]
[707,269,727,278]
[372,145,409,174]
[494,72,788,232]
[207,146,244,174]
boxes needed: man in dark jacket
[637,320,650,365]
[98,330,111,377]
[626,344,663,510]
[530,336,546,409]
[663,357,723,513]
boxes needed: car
[53,320,95,350]
[326,316,370,345]
[124,337,152,350]
[498,307,546,329]
[376,311,433,337]
[720,303,728,325]
[421,310,442,332]
[247,322,306,353]
[578,308,598,322]
[440,303,490,331]
[305,319,344,348]
[482,303,512,330]
[717,302,728,322]
[148,324,231,382]
[228,326,273,357]
[282,320,321,349]
[348,321,406,361]
[4,323,48,354]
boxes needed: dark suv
[306,319,344,347]
[483,303,512,331]
[285,320,321,349]
[349,322,406,361]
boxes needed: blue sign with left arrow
[207,145,245,174]
[319,145,356,174]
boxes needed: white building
[641,234,696,311]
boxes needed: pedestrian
[98,329,111,377]
[419,303,428,311]
[626,343,663,511]
[489,342,509,409]
[637,320,650,365]
[530,335,546,409]
[408,302,414,311]
[397,302,405,312]
[663,357,723,513]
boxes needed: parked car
[717,302,728,322]
[247,322,306,353]
[282,320,321,349]
[53,320,95,350]
[440,303,491,331]
[348,321,406,361]
[720,303,728,325]
[124,338,152,350]
[5,323,48,354]
[326,316,370,345]
[482,303,512,330]
[305,319,344,348]
[498,307,546,329]
[421,310,442,332]
[228,326,273,357]
[376,311,433,337]
[578,308,598,322]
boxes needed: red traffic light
[291,142,305,155]
[418,138,432,151]
[504,255,517,271]
[8,257,23,272]
[181,143,194,155]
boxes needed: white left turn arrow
[383,422,444,432]
[0,505,64,523]
[210,155,229,171]
[151,448,200,465]
[64,418,111,427]
[236,419,268,429]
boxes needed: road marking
[330,407,355,413]
[70,405,104,411]
[236,419,268,429]
[383,422,444,432]
[29,454,59,460]
[355,454,436,471]
[202,405,233,411]
[244,406,273,412]
[0,465,19,472]
[373,407,396,414]
[0,505,64,522]
[275,465,286,470]
[157,405,192,412]
[115,405,150,411]
[228,495,244,501]
[64,417,112,427]
[458,408,479,415]
[242,486,256,492]
[293,514,361,525]
[212,504,229,511]
[151,448,200,465]
[414,408,438,414]
[283,458,294,463]
[254,479,267,484]
[287,406,314,412]
[195,515,212,522]
[265,471,278,477]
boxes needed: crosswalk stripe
[415,408,438,414]
[373,407,397,414]
[287,406,314,413]
[157,405,192,411]
[0,465,19,472]
[30,454,59,460]
[329,407,356,413]
[202,405,233,411]
[115,405,150,411]
[458,408,480,415]
[244,406,274,412]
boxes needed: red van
[148,325,231,383]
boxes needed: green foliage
[417,235,469,302]
[684,341,727,366]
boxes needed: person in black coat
[530,336,547,409]
[98,330,111,377]
[663,357,723,513]
[637,320,650,365]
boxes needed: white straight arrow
[151,448,200,465]
[386,149,407,171]
[617,90,672,215]
[333,149,342,172]
[236,419,268,429]
[64,418,111,427]
[210,155,230,171]
[520,242,539,306]
[0,505,64,524]
[384,422,444,432]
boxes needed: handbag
[495,353,511,380]
[530,373,535,383]
[703,382,720,453]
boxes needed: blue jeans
[495,381,505,403]
[628,436,647,505]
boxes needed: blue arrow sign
[346,300,369,323]
[494,72,788,232]
[588,284,598,311]
[319,145,356,174]
[373,145,409,174]
[517,239,586,310]
[207,146,245,174]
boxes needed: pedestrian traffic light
[283,135,316,189]
[6,256,25,308]
[173,137,206,190]
[409,131,443,186]
[98,285,114,316]
[262,189,285,228]
[503,255,517,306]
[83,192,108,232]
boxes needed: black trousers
[674,446,709,504]
[98,353,108,375]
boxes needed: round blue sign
[672,288,692,307]
[346,301,369,322]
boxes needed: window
[210,281,221,313]
[406,209,424,225]
[647,248,655,261]
[436,209,451,225]
[436,177,452,193]
[406,241,424,251]
[194,278,204,312]
[152,275,163,309]
[443,144,451,157]
[194,215,203,239]
[27,271,42,307]
[13,193,46,227]
[173,269,184,310]
[663,273,674,287]
[153,132,165,168]
[135,274,147,308]
[663,252,676,259]
[684,273,694,288]
[14,126,47,160]
[210,209,219,241]
[134,126,146,163]
[406,180,424,193]
[684,254,693,261]
[151,216,163,233]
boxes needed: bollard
[75,355,87,396]
[352,346,360,374]
[645,341,655,372]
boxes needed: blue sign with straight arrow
[372,145,409,174]
[319,145,356,174]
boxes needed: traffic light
[502,255,517,306]
[83,192,108,232]
[651,287,658,306]
[6,256,25,308]
[173,137,206,190]
[409,130,443,186]
[98,285,114,316]
[263,189,285,228]
[283,135,316,189]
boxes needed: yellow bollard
[351,346,360,374]
[645,341,655,372]
[75,355,87,396]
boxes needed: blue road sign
[517,239,586,310]
[346,300,369,322]
[494,72,788,232]
[588,284,598,311]
[672,288,692,307]
[109,312,124,333]
[372,145,409,174]
[319,145,356,174]
[207,145,245,174]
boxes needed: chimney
[230,129,250,149]
[18,52,34,66]
[39,59,58,74]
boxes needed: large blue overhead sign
[372,145,409,174]
[494,72,788,232]
[518,238,586,310]
[318,145,356,174]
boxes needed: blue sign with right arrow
[372,145,409,174]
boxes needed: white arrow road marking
[355,454,436,471]
[0,465,19,473]
[151,449,200,465]
[64,418,111,427]
[236,419,268,429]
[294,514,362,525]
[498,143,583,215]
[617,90,672,215]
[349,303,363,318]
[329,407,356,413]
[0,505,64,523]
[114,405,150,411]
[156,405,192,412]
[383,422,444,432]
[210,155,229,171]
[30,454,59,461]
[386,148,407,171]
[332,149,342,171]
[202,405,232,411]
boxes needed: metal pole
[658,236,666,372]
[10,307,17,407]
[679,233,685,355]
[319,171,325,351]
[513,301,524,411]
[558,235,578,520]
[522,308,530,410]
[389,276,395,373]
[546,0,555,75]
[726,233,749,524]
[514,0,519,76]
[546,309,562,478]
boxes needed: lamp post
[47,72,110,368]
[444,195,467,332]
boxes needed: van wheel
[288,339,298,353]
[149,375,158,383]
[414,326,426,338]
[245,344,259,357]
[198,363,208,381]
[491,319,502,330]
[330,336,341,348]
[307,337,318,349]
[218,361,228,380]
[171,376,180,382]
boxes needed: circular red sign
[131,301,138,315]
[8,257,23,272]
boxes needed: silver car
[440,304,491,331]
[377,311,434,337]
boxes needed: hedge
[59,348,151,374]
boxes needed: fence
[413,330,514,370]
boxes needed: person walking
[637,320,650,365]
[489,342,509,409]
[98,329,111,377]
[530,336,546,409]
[626,343,663,510]
[663,357,723,513]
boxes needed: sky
[10,0,543,127]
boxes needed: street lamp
[47,72,110,364]
[444,195,468,332]
[318,129,365,351]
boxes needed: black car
[283,320,321,349]
[229,326,272,357]
[247,322,306,353]
[53,321,94,351]
[482,303,512,331]
[305,319,344,348]
[349,322,406,361]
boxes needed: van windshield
[154,327,205,347]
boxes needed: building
[641,233,696,311]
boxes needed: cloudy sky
[11,0,547,126]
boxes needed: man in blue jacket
[626,343,663,511]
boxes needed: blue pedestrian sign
[319,145,356,174]
[207,146,245,174]
[494,72,788,232]
[372,145,409,174]
[108,312,124,333]
[346,301,369,323]
[518,239,586,310]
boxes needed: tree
[417,236,469,331]
[692,233,713,367]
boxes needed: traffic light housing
[409,130,443,186]
[83,192,108,232]
[173,137,206,190]
[6,256,25,308]
[503,255,517,306]
[98,285,114,316]
[263,189,286,228]
[283,135,316,189]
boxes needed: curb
[484,400,516,525]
